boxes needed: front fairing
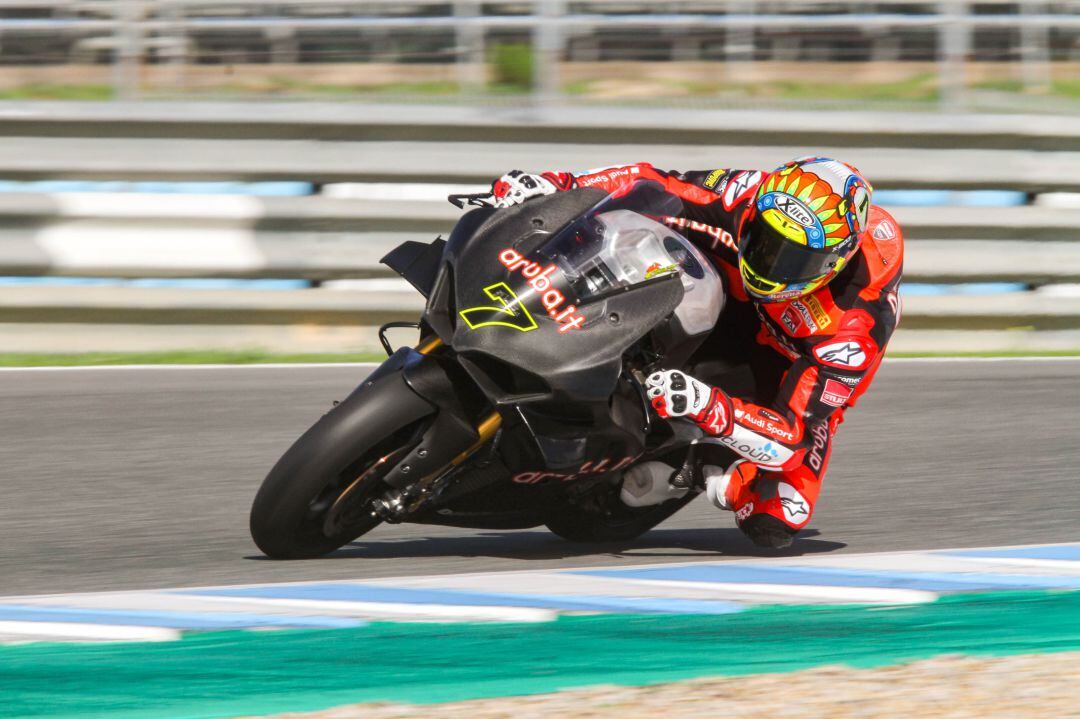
[426,188,686,404]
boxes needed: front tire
[250,371,435,559]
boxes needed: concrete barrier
[0,193,1075,282]
[3,101,1080,151]
[0,284,1074,330]
[0,136,1077,192]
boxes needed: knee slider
[739,514,796,549]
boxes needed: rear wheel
[544,490,698,543]
[249,373,435,559]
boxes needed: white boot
[619,461,688,507]
[704,460,748,510]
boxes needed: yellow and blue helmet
[739,156,872,302]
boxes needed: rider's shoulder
[762,288,845,341]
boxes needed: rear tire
[249,372,435,559]
[544,491,698,543]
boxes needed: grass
[0,349,1077,367]
[565,73,941,103]
[0,83,114,101]
[0,350,385,367]
[973,78,1080,99]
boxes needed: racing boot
[619,461,688,507]
[704,460,795,549]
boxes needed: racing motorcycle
[250,181,727,559]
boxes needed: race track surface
[2,359,1078,596]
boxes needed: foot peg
[619,461,688,507]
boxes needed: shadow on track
[244,528,846,562]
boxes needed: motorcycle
[250,180,727,559]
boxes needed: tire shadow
[302,527,846,562]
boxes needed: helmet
[739,156,872,303]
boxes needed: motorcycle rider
[484,158,903,548]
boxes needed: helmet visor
[742,215,849,286]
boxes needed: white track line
[0,621,179,642]
[617,580,938,605]
[195,596,556,623]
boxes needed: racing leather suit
[527,164,904,538]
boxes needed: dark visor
[742,216,848,284]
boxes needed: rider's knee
[739,514,797,548]
[733,474,816,547]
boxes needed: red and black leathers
[543,163,904,535]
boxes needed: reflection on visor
[742,216,849,285]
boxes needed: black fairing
[429,189,686,404]
[381,238,446,298]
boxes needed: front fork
[371,335,503,521]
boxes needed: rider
[486,158,903,548]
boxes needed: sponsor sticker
[662,216,736,252]
[711,425,794,469]
[774,195,816,227]
[576,165,641,188]
[807,421,829,472]
[735,502,754,522]
[780,306,801,335]
[703,169,725,189]
[736,410,796,442]
[459,282,538,333]
[512,455,640,484]
[645,262,679,279]
[872,219,897,242]
[820,378,853,407]
[497,248,586,333]
[813,339,871,370]
[722,170,763,210]
[778,482,811,525]
[800,295,831,329]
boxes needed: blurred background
[0,0,1078,360]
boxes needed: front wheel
[249,371,435,559]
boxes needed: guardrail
[0,100,1076,353]
[2,193,1078,284]
[3,101,1080,150]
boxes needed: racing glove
[490,170,567,208]
[646,369,733,436]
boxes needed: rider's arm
[493,163,743,207]
[653,207,904,472]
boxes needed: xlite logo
[774,195,815,227]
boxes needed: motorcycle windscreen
[536,181,723,335]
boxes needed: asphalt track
[2,359,1078,597]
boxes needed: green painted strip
[2,591,1079,719]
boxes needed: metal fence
[0,1,1077,111]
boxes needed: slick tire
[249,371,435,559]
[544,492,698,543]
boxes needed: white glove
[490,170,560,208]
[646,370,713,419]
[646,369,732,435]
